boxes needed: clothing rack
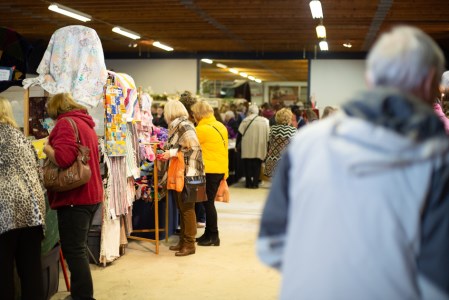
[127,142,168,254]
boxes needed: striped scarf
[166,116,205,177]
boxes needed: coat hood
[57,109,95,129]
[325,88,449,175]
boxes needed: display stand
[127,143,169,254]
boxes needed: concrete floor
[51,181,280,300]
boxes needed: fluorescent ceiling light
[309,0,323,19]
[240,72,248,78]
[229,68,239,74]
[48,3,91,22]
[153,41,174,51]
[216,63,227,69]
[248,76,255,81]
[255,79,262,83]
[343,42,352,48]
[201,58,213,64]
[316,25,326,38]
[112,27,141,40]
[319,40,329,51]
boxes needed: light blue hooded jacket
[258,88,449,300]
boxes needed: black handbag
[183,176,207,203]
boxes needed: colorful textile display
[105,85,127,156]
[23,25,107,108]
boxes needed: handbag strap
[63,117,81,144]
[241,116,258,137]
[208,124,226,148]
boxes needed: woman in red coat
[44,93,103,300]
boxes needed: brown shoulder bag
[43,118,92,192]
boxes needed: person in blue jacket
[258,25,449,300]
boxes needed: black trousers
[0,226,44,300]
[204,173,224,236]
[58,204,99,300]
[243,158,263,187]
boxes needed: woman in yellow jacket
[191,100,228,246]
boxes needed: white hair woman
[237,104,270,188]
[162,100,205,256]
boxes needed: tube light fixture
[48,3,91,22]
[319,40,329,51]
[255,79,262,83]
[309,0,323,19]
[248,75,255,81]
[316,24,326,38]
[112,27,141,40]
[229,68,239,74]
[216,63,228,69]
[240,72,248,78]
[201,58,213,64]
[153,41,174,51]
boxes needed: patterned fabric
[166,116,205,177]
[23,25,107,108]
[0,124,45,235]
[264,124,296,177]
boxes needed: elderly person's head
[224,110,235,123]
[275,108,293,125]
[164,100,189,124]
[322,106,337,119]
[191,100,214,123]
[366,26,445,105]
[46,93,87,120]
[0,97,18,128]
[441,71,449,94]
[248,104,259,115]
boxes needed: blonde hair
[0,97,18,128]
[191,100,213,121]
[275,108,293,125]
[322,106,337,119]
[164,100,189,124]
[46,93,87,120]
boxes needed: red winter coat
[47,110,103,209]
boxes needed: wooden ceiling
[1,0,449,82]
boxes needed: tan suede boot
[175,243,195,256]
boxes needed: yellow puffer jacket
[196,115,229,178]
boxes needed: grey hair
[224,110,235,120]
[442,71,449,88]
[366,26,445,92]
[248,104,259,115]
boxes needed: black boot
[196,231,209,243]
[197,232,220,246]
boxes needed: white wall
[310,59,366,113]
[105,59,197,94]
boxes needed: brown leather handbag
[43,118,92,192]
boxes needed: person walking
[258,26,449,300]
[44,93,103,300]
[191,100,228,246]
[0,97,46,300]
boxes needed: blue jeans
[58,204,99,300]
